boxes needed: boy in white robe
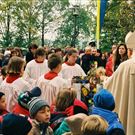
[37,54,69,105]
[23,47,49,86]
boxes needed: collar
[65,61,75,66]
[35,59,44,63]
[44,71,58,80]
[6,74,21,83]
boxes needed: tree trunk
[41,11,45,47]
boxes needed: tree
[100,0,135,51]
[39,0,57,46]
[53,1,96,48]
[13,0,41,47]
[0,0,15,47]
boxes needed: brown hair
[113,44,128,71]
[81,115,108,135]
[48,53,62,70]
[56,88,77,111]
[7,56,25,75]
[14,47,23,57]
[65,48,78,62]
[35,47,46,58]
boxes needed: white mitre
[125,31,135,48]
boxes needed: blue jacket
[91,107,125,135]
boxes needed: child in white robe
[61,49,86,80]
[37,53,69,105]
[23,47,49,87]
[61,49,86,99]
[0,56,31,112]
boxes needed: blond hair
[56,88,77,111]
[81,115,108,135]
[96,67,106,77]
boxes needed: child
[91,89,125,135]
[28,97,53,135]
[23,47,49,87]
[1,113,32,135]
[62,113,87,135]
[12,87,41,116]
[0,56,32,112]
[0,92,8,115]
[61,49,86,99]
[50,88,88,135]
[37,53,69,105]
[81,115,108,135]
[61,49,86,80]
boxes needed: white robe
[0,76,3,85]
[0,77,32,112]
[60,63,86,99]
[23,59,49,86]
[61,63,86,79]
[36,75,69,105]
[104,57,135,135]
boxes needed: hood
[92,107,118,124]
[92,107,125,134]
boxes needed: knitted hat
[28,97,49,118]
[18,87,41,109]
[1,113,32,135]
[29,87,41,97]
[93,89,115,111]
[0,92,5,99]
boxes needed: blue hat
[1,113,32,135]
[93,89,115,111]
[29,86,41,97]
[18,87,41,109]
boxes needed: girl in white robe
[37,54,69,105]
[0,56,31,112]
[61,49,86,99]
[61,49,86,80]
[23,48,49,87]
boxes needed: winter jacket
[105,55,113,76]
[54,120,70,135]
[91,107,125,135]
[29,120,53,135]
[12,103,30,116]
[50,99,88,132]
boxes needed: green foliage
[54,6,93,47]
[0,0,57,48]
[0,0,134,51]
[101,0,135,51]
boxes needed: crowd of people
[0,31,134,135]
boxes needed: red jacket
[51,99,88,116]
[12,103,30,116]
[106,55,113,76]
